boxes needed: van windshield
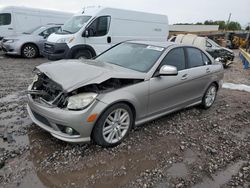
[0,13,11,26]
[57,16,91,34]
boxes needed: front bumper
[42,42,70,60]
[27,87,108,143]
[1,42,20,55]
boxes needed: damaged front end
[28,70,67,108]
[28,69,143,111]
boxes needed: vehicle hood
[36,59,146,92]
[4,34,39,41]
[47,33,74,43]
[221,47,234,54]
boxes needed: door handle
[206,68,211,73]
[107,36,111,43]
[8,28,13,30]
[181,74,188,80]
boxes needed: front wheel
[22,44,38,58]
[201,83,217,109]
[93,103,133,147]
[73,50,92,59]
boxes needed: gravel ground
[0,51,250,188]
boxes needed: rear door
[184,47,213,101]
[84,16,112,55]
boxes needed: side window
[206,41,212,47]
[0,13,11,26]
[40,27,59,38]
[160,48,185,71]
[186,48,204,68]
[87,16,110,37]
[202,52,211,65]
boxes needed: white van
[43,6,169,60]
[0,6,72,40]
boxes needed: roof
[126,40,174,48]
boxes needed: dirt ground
[0,51,250,188]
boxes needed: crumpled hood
[36,59,146,92]
[221,47,234,54]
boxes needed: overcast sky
[0,0,249,27]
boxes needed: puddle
[167,162,188,178]
[192,160,245,188]
[184,149,198,165]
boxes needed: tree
[227,21,241,30]
[203,20,226,30]
[246,26,250,31]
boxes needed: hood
[36,59,146,92]
[4,34,38,41]
[47,33,74,43]
[221,47,234,54]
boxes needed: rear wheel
[201,83,217,109]
[74,50,92,59]
[93,103,133,147]
[22,44,38,58]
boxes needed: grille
[31,73,63,103]
[31,110,52,128]
[44,43,54,53]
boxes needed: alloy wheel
[23,46,36,58]
[102,108,130,144]
[205,86,217,107]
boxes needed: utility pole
[226,13,232,31]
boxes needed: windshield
[57,15,91,34]
[23,26,44,34]
[95,43,165,73]
[0,13,11,26]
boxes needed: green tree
[246,26,250,30]
[227,21,241,30]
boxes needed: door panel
[148,69,192,116]
[84,16,111,55]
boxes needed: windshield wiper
[62,29,72,34]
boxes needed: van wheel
[201,83,217,109]
[93,103,133,147]
[74,50,92,59]
[22,44,38,58]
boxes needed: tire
[93,103,134,147]
[73,50,92,59]
[201,83,217,109]
[22,44,38,58]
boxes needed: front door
[148,47,191,116]
[84,16,112,55]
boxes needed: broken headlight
[67,92,97,110]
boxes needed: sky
[0,0,249,28]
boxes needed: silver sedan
[27,41,224,147]
[1,25,61,58]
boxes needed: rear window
[0,13,11,26]
[186,47,204,68]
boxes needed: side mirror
[158,65,178,76]
[83,30,89,38]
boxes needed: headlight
[4,39,18,43]
[67,92,97,110]
[56,37,75,44]
[33,74,39,83]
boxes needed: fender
[66,44,96,59]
